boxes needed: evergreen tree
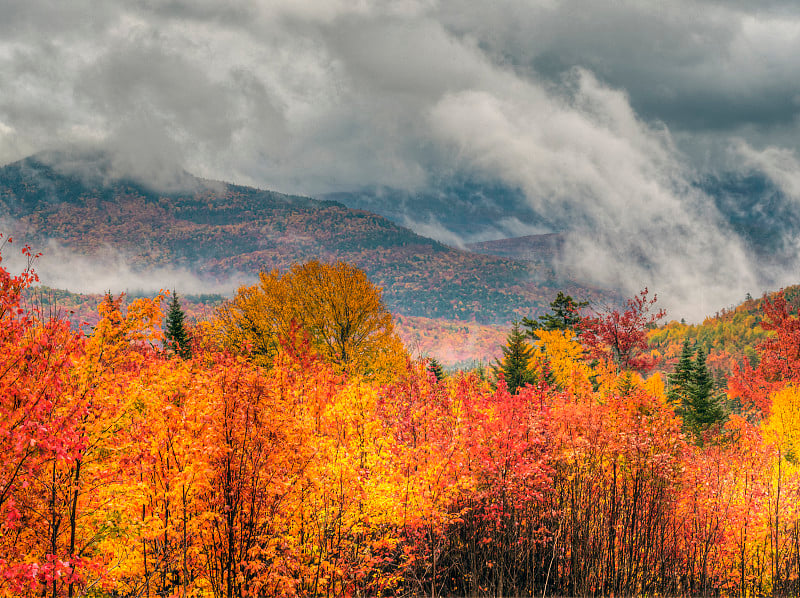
[523,291,588,337]
[667,339,695,407]
[473,360,488,382]
[165,291,192,359]
[427,357,446,381]
[668,339,726,442]
[692,349,715,406]
[684,348,725,440]
[494,321,535,394]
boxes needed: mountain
[0,153,608,324]
[327,174,800,270]
[322,179,549,244]
[467,233,565,263]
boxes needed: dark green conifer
[668,338,696,407]
[427,357,446,381]
[523,291,588,336]
[165,291,191,359]
[473,360,488,382]
[684,348,725,440]
[494,321,536,394]
[669,339,726,443]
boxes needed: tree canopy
[523,291,587,335]
[7,249,800,597]
[164,290,191,359]
[580,288,665,373]
[494,321,536,394]
[668,339,726,441]
[217,260,406,378]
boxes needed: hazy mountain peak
[10,146,205,196]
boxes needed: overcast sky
[2,0,800,318]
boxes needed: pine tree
[684,348,725,440]
[692,349,715,407]
[165,291,191,359]
[669,339,726,442]
[668,338,695,407]
[523,291,588,337]
[473,360,488,382]
[494,321,535,394]
[427,357,446,381]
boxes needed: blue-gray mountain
[324,175,799,271]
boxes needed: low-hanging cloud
[736,141,800,200]
[1,239,249,297]
[428,69,759,320]
[2,1,800,320]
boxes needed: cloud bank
[1,240,246,297]
[2,1,800,319]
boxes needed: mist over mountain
[0,151,610,324]
[323,179,548,247]
[327,173,800,257]
[4,145,799,325]
[699,173,800,265]
[326,168,800,322]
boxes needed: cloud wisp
[1,239,247,297]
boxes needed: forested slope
[0,154,606,323]
[649,286,800,381]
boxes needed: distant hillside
[394,314,506,367]
[467,233,565,262]
[648,286,800,385]
[0,153,608,323]
[322,179,542,242]
[24,286,506,368]
[25,281,800,378]
[24,286,226,333]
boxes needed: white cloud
[400,214,467,249]
[735,140,800,199]
[428,70,757,320]
[1,240,248,296]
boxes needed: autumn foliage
[580,287,665,373]
[217,260,406,379]
[5,249,800,597]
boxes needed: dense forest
[6,239,800,598]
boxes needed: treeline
[5,254,800,597]
[648,286,800,382]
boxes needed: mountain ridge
[0,152,611,324]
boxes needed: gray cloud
[438,1,800,136]
[1,1,800,319]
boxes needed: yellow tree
[530,328,593,398]
[761,384,800,593]
[217,261,406,378]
